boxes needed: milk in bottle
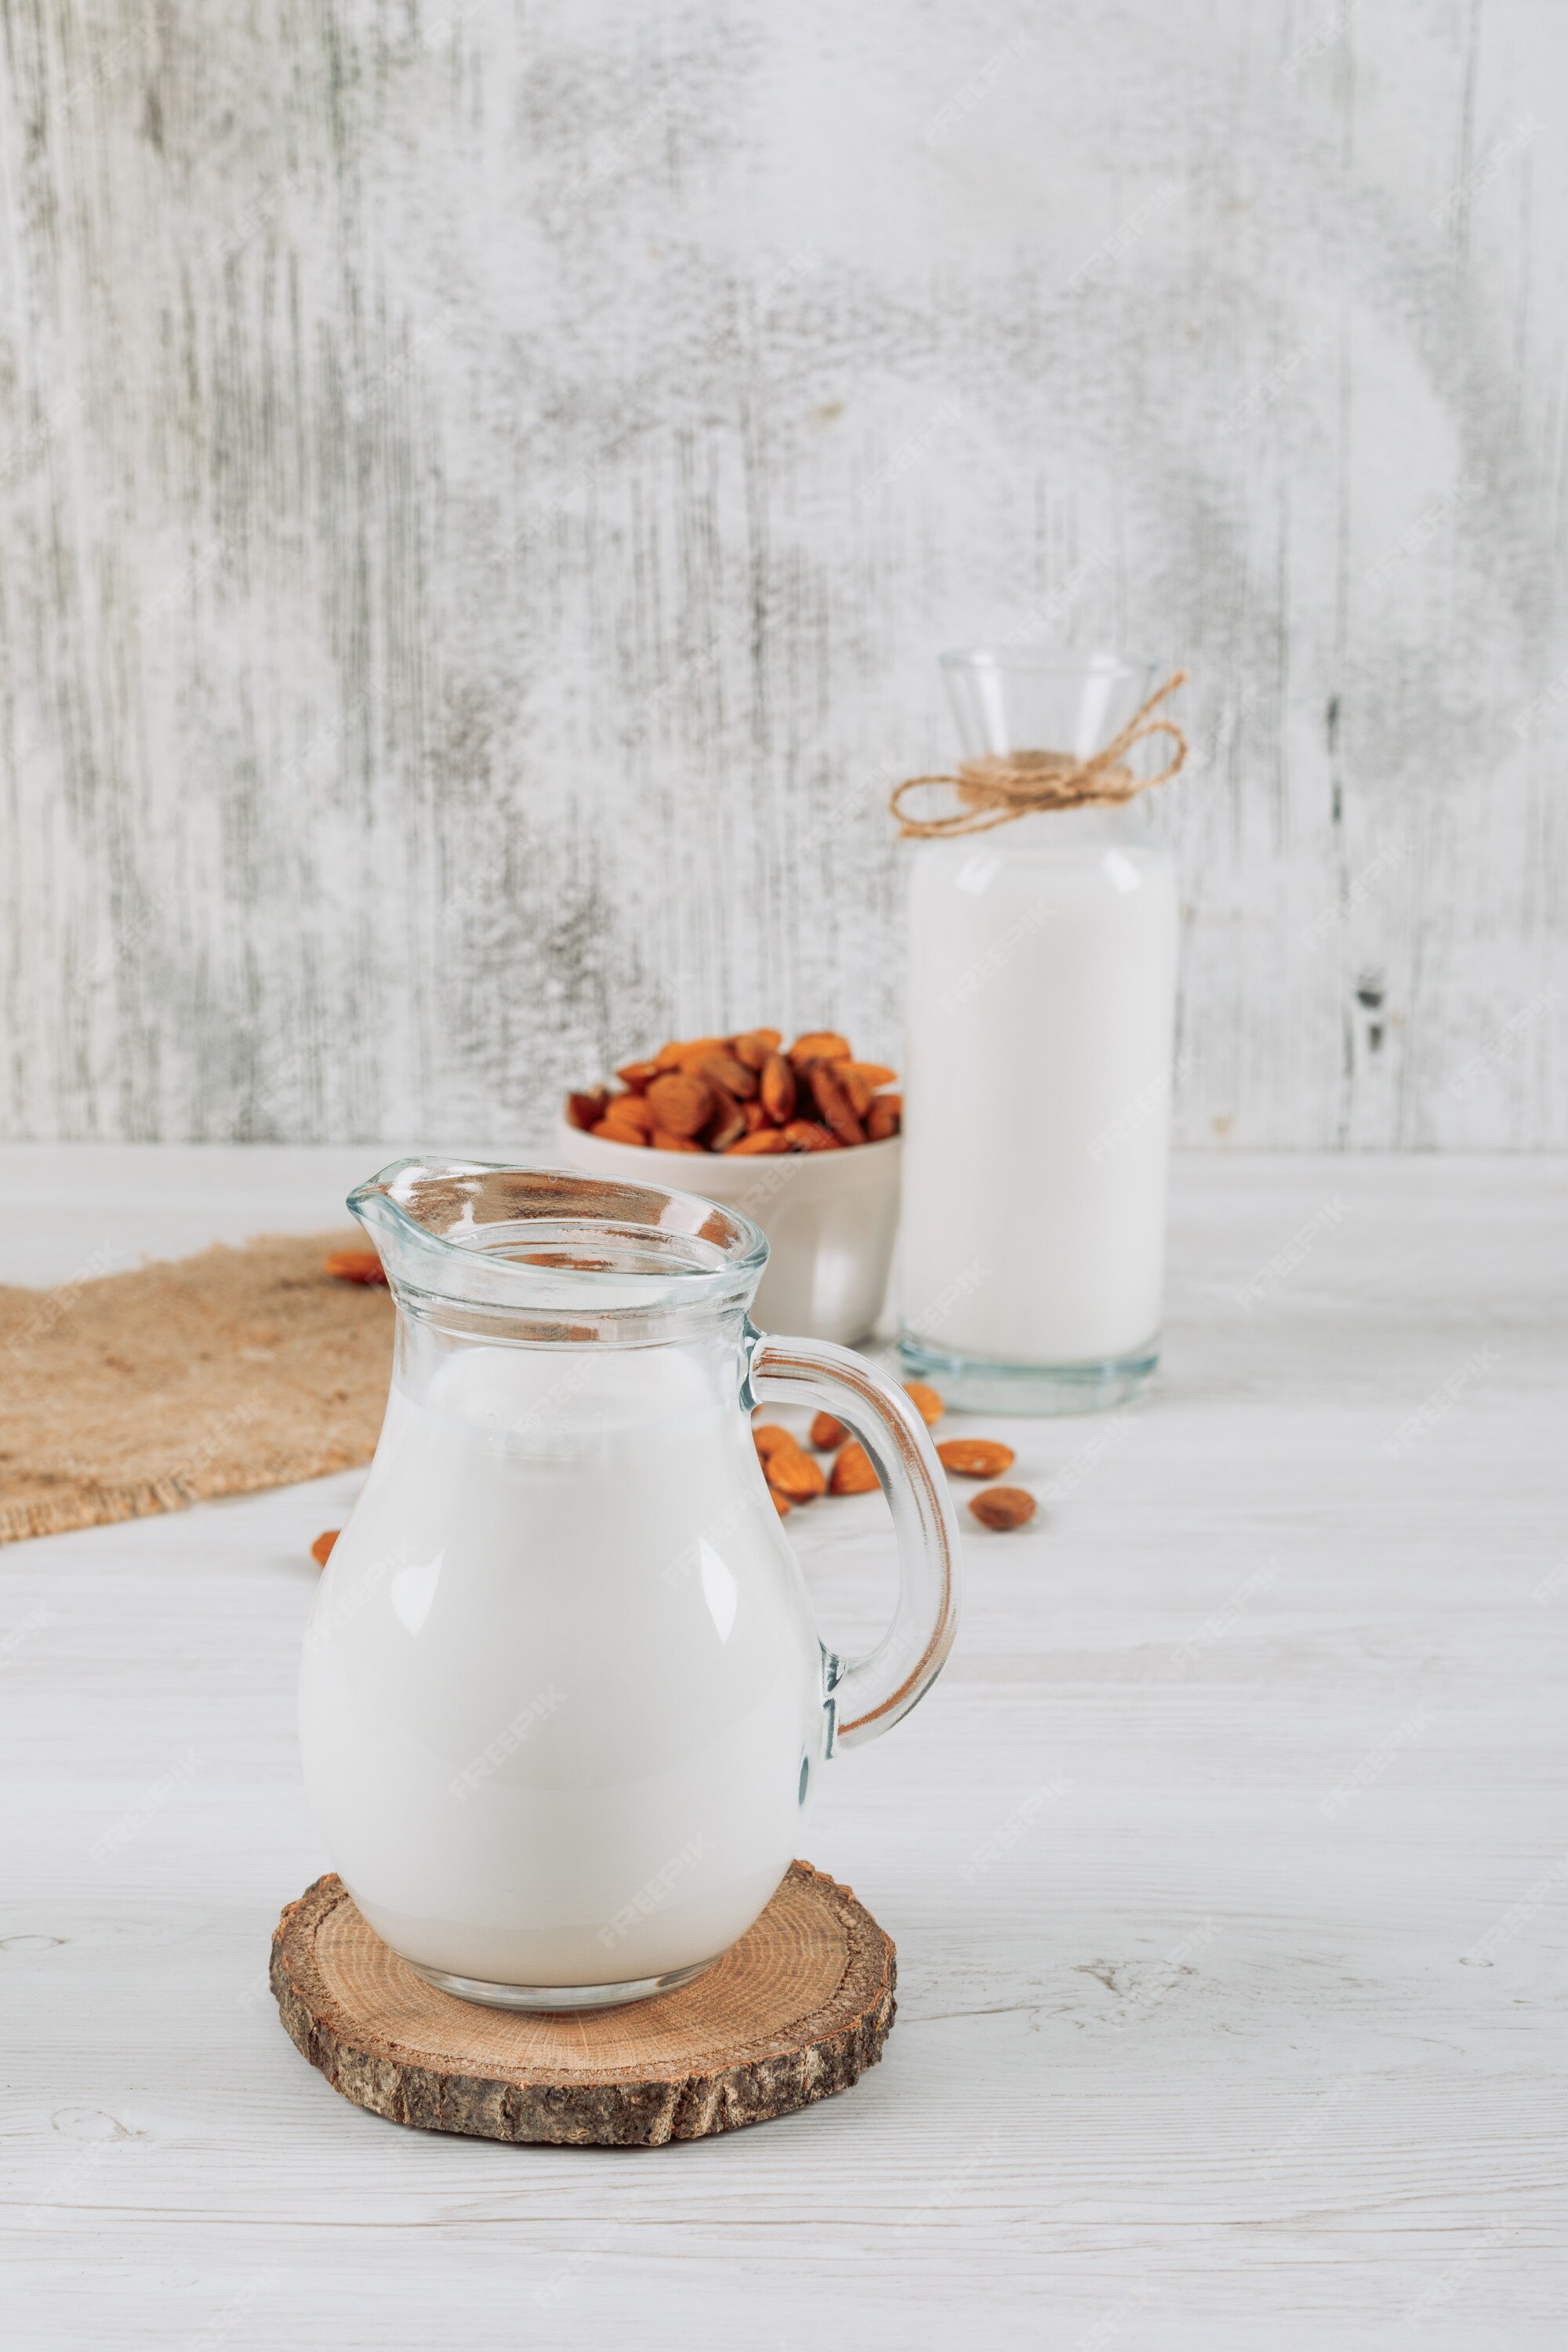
[896,655,1182,1413]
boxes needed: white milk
[900,823,1178,1366]
[299,1338,823,1989]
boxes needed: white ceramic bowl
[554,1117,901,1345]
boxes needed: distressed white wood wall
[1,0,1564,1149]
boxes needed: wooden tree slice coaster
[271,1861,896,2147]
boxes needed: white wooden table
[2,1147,1564,2350]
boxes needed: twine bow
[889,669,1189,840]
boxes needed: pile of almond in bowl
[566,1029,901,1155]
[753,1382,1036,1533]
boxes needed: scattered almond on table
[828,1441,879,1496]
[310,1530,339,1567]
[751,1422,825,1513]
[567,1029,902,1155]
[758,1440,827,1504]
[936,1438,1016,1479]
[324,1249,387,1286]
[902,1382,944,1428]
[753,1383,1036,1528]
[968,1487,1036,1531]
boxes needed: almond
[770,1487,792,1518]
[833,1059,898,1089]
[742,1099,768,1131]
[810,1410,848,1450]
[760,1051,797,1125]
[937,1438,1016,1479]
[829,1441,879,1495]
[732,1029,783,1069]
[604,1091,656,1135]
[802,1061,866,1147]
[593,1119,650,1147]
[705,1096,749,1152]
[968,1486,1036,1531]
[566,1087,609,1131]
[698,1051,757,1101]
[650,1128,706,1152]
[724,1128,789,1154]
[324,1249,388,1286]
[656,1036,731,1073]
[789,1031,851,1065]
[310,1529,339,1567]
[646,1071,714,1137]
[752,1425,799,1459]
[780,1120,841,1151]
[902,1381,944,1426]
[767,1447,827,1502]
[836,1067,876,1119]
[615,1059,659,1091]
[866,1094,902,1142]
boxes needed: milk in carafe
[300,1340,822,1987]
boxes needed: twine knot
[889,669,1189,840]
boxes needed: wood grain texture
[0,1146,1564,2347]
[270,1864,895,2146]
[0,2,1566,1155]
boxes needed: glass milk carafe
[897,654,1180,1414]
[299,1161,960,2011]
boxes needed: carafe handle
[743,1331,961,1753]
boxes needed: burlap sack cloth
[0,1233,393,1546]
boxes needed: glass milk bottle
[896,653,1182,1414]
